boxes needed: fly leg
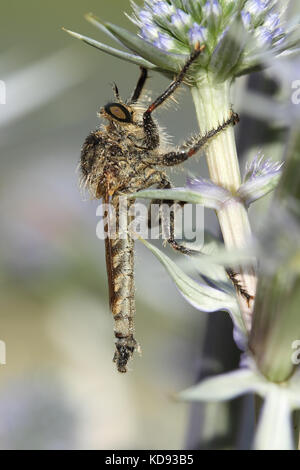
[147,176,199,255]
[226,269,254,308]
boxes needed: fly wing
[103,187,115,310]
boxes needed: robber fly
[80,44,239,373]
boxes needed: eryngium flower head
[133,1,282,52]
[64,1,300,83]
[128,0,298,80]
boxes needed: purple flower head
[255,26,274,46]
[117,0,299,79]
[245,0,272,16]
[188,23,208,46]
[273,27,285,45]
[154,32,176,51]
[264,12,280,31]
[202,0,222,17]
[186,176,231,207]
[152,1,174,16]
[171,9,191,29]
[138,9,153,24]
[237,155,283,207]
[244,154,283,181]
[241,10,252,29]
[140,23,159,41]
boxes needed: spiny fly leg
[227,269,254,307]
[157,110,239,167]
[147,177,199,256]
[145,43,204,116]
[142,43,205,150]
[130,67,148,104]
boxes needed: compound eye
[104,103,132,123]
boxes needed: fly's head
[99,102,134,127]
[98,83,143,136]
[99,101,145,136]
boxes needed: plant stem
[292,410,300,450]
[191,73,257,331]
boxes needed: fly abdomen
[106,196,138,373]
[113,334,137,374]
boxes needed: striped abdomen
[104,194,137,373]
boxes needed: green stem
[191,73,257,331]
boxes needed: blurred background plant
[0,0,299,450]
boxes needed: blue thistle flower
[188,23,208,47]
[140,23,159,41]
[152,1,175,16]
[241,11,252,28]
[64,0,300,81]
[202,0,222,18]
[126,0,298,80]
[154,32,178,51]
[171,9,192,30]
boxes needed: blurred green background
[1,0,288,450]
[0,0,215,450]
